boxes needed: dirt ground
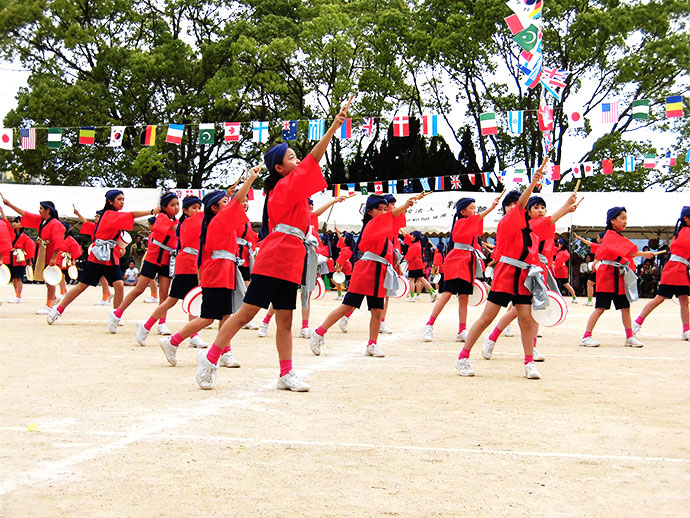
[1,284,689,517]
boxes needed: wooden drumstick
[574,179,581,194]
[343,95,354,113]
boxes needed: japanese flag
[0,128,13,150]
[568,110,585,128]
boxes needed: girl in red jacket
[404,231,437,301]
[74,206,117,306]
[136,196,206,347]
[109,193,179,333]
[310,194,416,358]
[553,239,577,303]
[0,213,35,303]
[194,107,348,392]
[1,196,66,314]
[423,195,500,343]
[333,225,353,299]
[633,206,690,341]
[47,190,158,324]
[579,207,655,348]
[160,175,256,368]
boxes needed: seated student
[123,259,139,286]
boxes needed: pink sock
[315,326,327,337]
[625,328,633,338]
[488,326,502,342]
[222,346,231,354]
[170,333,183,346]
[113,308,124,318]
[56,305,65,314]
[206,344,224,364]
[683,325,690,332]
[583,331,592,338]
[635,315,645,326]
[302,320,308,329]
[380,318,385,322]
[262,314,272,324]
[346,309,354,318]
[458,348,470,360]
[427,315,437,326]
[144,316,157,331]
[524,355,534,365]
[279,359,292,377]
[533,337,537,347]
[368,340,376,345]
[458,323,466,333]
[159,317,166,324]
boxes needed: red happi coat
[660,227,690,287]
[252,154,327,285]
[530,217,556,284]
[0,221,12,263]
[336,236,353,275]
[403,235,425,270]
[60,235,82,267]
[144,213,178,266]
[490,207,551,296]
[554,250,570,279]
[594,230,638,294]
[86,211,135,266]
[348,211,397,298]
[433,249,444,274]
[444,215,483,283]
[21,212,66,263]
[3,220,35,266]
[175,212,203,276]
[237,221,258,268]
[199,199,248,290]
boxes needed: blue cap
[606,206,626,226]
[160,192,178,207]
[202,190,226,213]
[365,195,387,212]
[182,196,202,210]
[106,189,123,201]
[502,190,520,209]
[455,197,475,212]
[264,143,289,174]
[383,194,397,204]
[526,196,546,211]
[39,201,58,219]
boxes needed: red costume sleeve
[529,216,555,240]
[80,221,96,237]
[359,212,394,252]
[20,212,42,230]
[268,154,327,223]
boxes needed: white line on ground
[406,349,689,361]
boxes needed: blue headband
[182,196,202,210]
[502,190,521,209]
[39,201,58,219]
[202,190,226,212]
[106,189,123,201]
[264,143,289,174]
[365,195,387,211]
[606,206,626,226]
[526,196,546,211]
[147,216,156,225]
[411,231,422,240]
[383,194,397,204]
[160,192,178,207]
[455,197,475,213]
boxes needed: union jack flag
[361,117,375,136]
[450,175,461,189]
[541,67,569,88]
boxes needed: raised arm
[73,204,88,224]
[0,195,26,216]
[480,193,502,219]
[517,157,548,209]
[232,165,261,204]
[309,99,350,163]
[314,196,348,217]
[548,192,579,225]
[574,233,595,247]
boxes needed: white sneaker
[407,296,416,302]
[579,336,600,347]
[683,330,690,341]
[196,350,217,389]
[7,297,22,304]
[242,321,259,330]
[456,330,467,342]
[632,322,642,336]
[430,292,438,302]
[338,316,349,333]
[218,350,240,368]
[533,347,545,362]
[107,291,114,302]
[299,327,310,339]
[277,370,310,392]
[135,321,150,346]
[502,325,514,337]
[94,299,110,306]
[189,335,208,348]
[571,298,578,304]
[482,336,495,360]
[143,296,159,303]
[423,324,434,342]
[36,305,51,315]
[47,307,61,325]
[310,330,324,356]
[159,337,178,366]
[108,310,120,334]
[257,321,269,338]
[624,336,644,348]
[536,330,543,338]
[334,295,343,301]
[583,301,593,306]
[117,319,124,326]
[455,358,474,376]
[366,343,385,357]
[379,321,393,334]
[524,361,541,379]
[157,323,172,336]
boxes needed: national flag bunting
[450,175,461,189]
[422,115,438,136]
[549,164,561,181]
[109,126,125,147]
[362,117,375,136]
[308,119,325,141]
[540,67,569,101]
[374,181,383,194]
[511,169,526,184]
[252,121,269,143]
[624,156,635,172]
[602,159,613,175]
[224,122,241,142]
[338,118,352,139]
[419,177,430,191]
[434,176,444,190]
[198,123,215,145]
[504,14,526,35]
[480,112,497,135]
[507,111,523,134]
[282,120,297,141]
[481,172,490,187]
[361,184,369,195]
[333,184,340,197]
[47,128,63,149]
[568,109,585,128]
[20,128,36,150]
[632,100,650,120]
[537,94,553,131]
[664,150,677,167]
[666,95,684,118]
[468,173,476,185]
[388,180,397,194]
[166,124,184,145]
[79,126,95,145]
[643,154,656,168]
[513,25,540,52]
[347,183,355,196]
[686,150,690,164]
[140,125,156,146]
[601,102,619,123]
[403,179,414,193]
[0,128,12,150]
[393,116,409,137]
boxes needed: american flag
[361,117,375,136]
[601,102,619,123]
[20,128,36,150]
[450,175,461,189]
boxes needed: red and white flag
[392,116,409,137]
[224,122,241,142]
[374,181,383,194]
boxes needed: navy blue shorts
[79,261,123,287]
[243,274,299,311]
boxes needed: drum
[116,231,132,249]
[467,279,488,306]
[430,273,441,284]
[393,275,410,299]
[43,265,64,286]
[68,264,79,280]
[532,290,568,327]
[332,271,346,285]
[0,264,10,286]
[182,286,203,317]
[313,277,326,300]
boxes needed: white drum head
[430,274,441,284]
[68,264,79,280]
[393,275,410,299]
[332,271,346,284]
[314,277,325,300]
[43,265,63,286]
[467,279,488,306]
[0,264,10,286]
[532,290,568,327]
[182,286,203,316]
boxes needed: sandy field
[1,283,689,517]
